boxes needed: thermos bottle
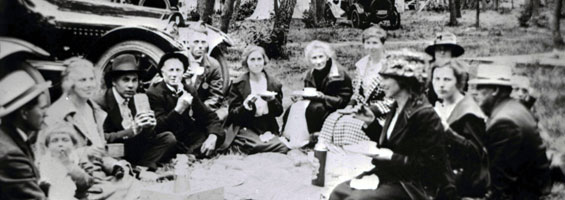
[312,143,327,187]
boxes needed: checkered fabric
[319,112,369,146]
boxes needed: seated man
[95,54,177,171]
[183,23,227,119]
[147,52,224,157]
[469,64,551,199]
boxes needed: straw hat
[104,54,142,88]
[379,49,432,84]
[0,70,51,117]
[468,64,513,86]
[425,32,465,58]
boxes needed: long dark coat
[0,123,46,200]
[485,98,551,199]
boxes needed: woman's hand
[243,94,258,111]
[353,106,375,125]
[369,148,394,160]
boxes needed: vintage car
[0,0,232,99]
[337,0,401,30]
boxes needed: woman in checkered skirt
[318,26,394,146]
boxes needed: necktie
[121,99,134,129]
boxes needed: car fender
[352,3,366,15]
[86,26,183,62]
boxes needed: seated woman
[36,123,93,200]
[318,26,393,146]
[430,59,489,197]
[43,57,128,178]
[282,40,353,147]
[221,45,289,154]
[330,50,456,200]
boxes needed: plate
[292,90,317,97]
[343,141,380,157]
[258,91,277,97]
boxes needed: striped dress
[319,56,394,146]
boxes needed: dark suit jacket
[303,62,353,113]
[367,95,453,199]
[485,98,551,199]
[146,81,224,145]
[221,72,284,150]
[0,123,46,200]
[192,55,224,109]
[443,96,489,197]
[93,89,138,143]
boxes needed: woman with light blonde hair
[44,57,106,149]
[281,40,353,148]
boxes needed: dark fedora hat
[104,54,142,88]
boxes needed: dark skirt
[231,127,290,154]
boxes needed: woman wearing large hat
[425,32,465,64]
[330,49,456,200]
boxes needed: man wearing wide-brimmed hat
[0,38,51,199]
[425,32,465,64]
[468,64,551,199]
[95,54,176,171]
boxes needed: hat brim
[468,79,513,86]
[425,43,465,57]
[0,81,51,117]
[104,70,143,87]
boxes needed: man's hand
[174,92,193,113]
[133,112,157,134]
[200,134,217,157]
[290,94,303,102]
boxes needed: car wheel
[385,9,401,30]
[95,40,164,90]
[351,10,361,28]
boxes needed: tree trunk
[220,0,236,32]
[266,0,297,58]
[198,0,216,24]
[449,0,458,26]
[476,0,480,28]
[532,0,540,16]
[315,0,326,23]
[554,0,565,49]
[455,0,462,17]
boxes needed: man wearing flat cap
[469,64,551,199]
[0,38,51,199]
[146,52,224,157]
[95,54,177,170]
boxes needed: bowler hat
[425,32,465,58]
[0,70,51,117]
[468,64,513,86]
[157,52,189,74]
[104,54,141,87]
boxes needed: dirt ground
[137,9,565,200]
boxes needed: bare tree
[314,0,326,23]
[220,0,236,32]
[455,0,462,18]
[476,0,480,28]
[265,0,297,58]
[554,0,565,49]
[197,0,216,24]
[449,0,458,26]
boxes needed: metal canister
[312,143,327,187]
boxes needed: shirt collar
[15,128,28,142]
[188,53,204,64]
[165,82,184,94]
[112,87,128,105]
